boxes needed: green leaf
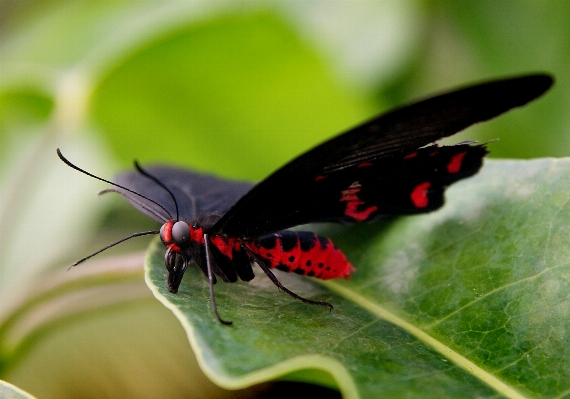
[146,158,570,399]
[91,12,376,180]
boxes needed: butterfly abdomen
[245,231,354,280]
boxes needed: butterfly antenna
[134,161,180,221]
[99,188,168,222]
[68,230,159,269]
[57,149,173,220]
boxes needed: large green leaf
[146,158,570,399]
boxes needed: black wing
[114,166,253,223]
[210,74,553,238]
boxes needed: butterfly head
[159,220,204,293]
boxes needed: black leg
[242,245,333,311]
[204,234,232,325]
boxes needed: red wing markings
[208,148,476,292]
[410,182,431,208]
[447,151,467,174]
[339,182,378,221]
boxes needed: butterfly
[58,74,553,324]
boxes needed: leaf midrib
[324,280,528,399]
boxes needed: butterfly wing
[211,74,553,238]
[114,166,254,222]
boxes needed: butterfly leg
[204,234,232,325]
[242,245,333,311]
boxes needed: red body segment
[173,223,354,282]
[209,234,236,259]
[244,231,354,280]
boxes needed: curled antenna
[57,148,171,268]
[57,148,173,220]
[134,161,180,221]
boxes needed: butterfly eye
[159,224,167,242]
[172,221,190,246]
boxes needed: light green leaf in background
[91,11,378,179]
[147,159,570,399]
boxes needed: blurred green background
[0,1,568,398]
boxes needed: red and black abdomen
[245,231,354,280]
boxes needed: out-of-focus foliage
[0,1,568,398]
[0,379,36,399]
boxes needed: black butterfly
[58,74,553,324]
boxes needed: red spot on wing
[345,202,378,221]
[340,182,378,221]
[447,151,467,174]
[315,175,327,181]
[411,182,431,208]
[404,152,418,159]
[429,150,439,157]
[340,184,360,201]
[358,161,373,168]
